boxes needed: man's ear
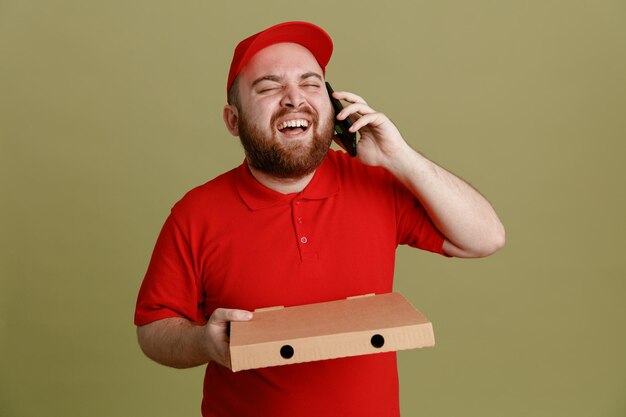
[223,104,240,136]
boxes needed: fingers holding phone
[325,85,409,169]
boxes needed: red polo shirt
[135,150,445,417]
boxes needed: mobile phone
[325,82,357,157]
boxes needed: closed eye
[259,87,279,93]
[253,75,283,94]
[256,83,283,94]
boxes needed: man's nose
[279,84,305,109]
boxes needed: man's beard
[237,106,335,179]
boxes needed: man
[135,21,504,417]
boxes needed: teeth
[278,119,309,130]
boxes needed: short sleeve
[134,213,207,326]
[393,179,447,256]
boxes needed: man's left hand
[332,90,410,170]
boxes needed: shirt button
[297,217,303,224]
[300,236,308,244]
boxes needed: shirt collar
[235,152,340,210]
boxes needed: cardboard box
[229,292,434,372]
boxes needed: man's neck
[247,164,316,194]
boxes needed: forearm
[386,143,505,258]
[137,318,211,369]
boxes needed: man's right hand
[136,309,253,370]
[204,308,253,368]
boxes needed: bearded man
[134,21,504,417]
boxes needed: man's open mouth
[277,119,311,136]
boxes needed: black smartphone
[325,82,357,157]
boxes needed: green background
[1,1,625,416]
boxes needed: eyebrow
[251,72,323,87]
[301,72,323,82]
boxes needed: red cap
[226,21,333,93]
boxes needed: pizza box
[229,292,435,372]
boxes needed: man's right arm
[136,308,253,369]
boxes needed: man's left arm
[333,91,505,258]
